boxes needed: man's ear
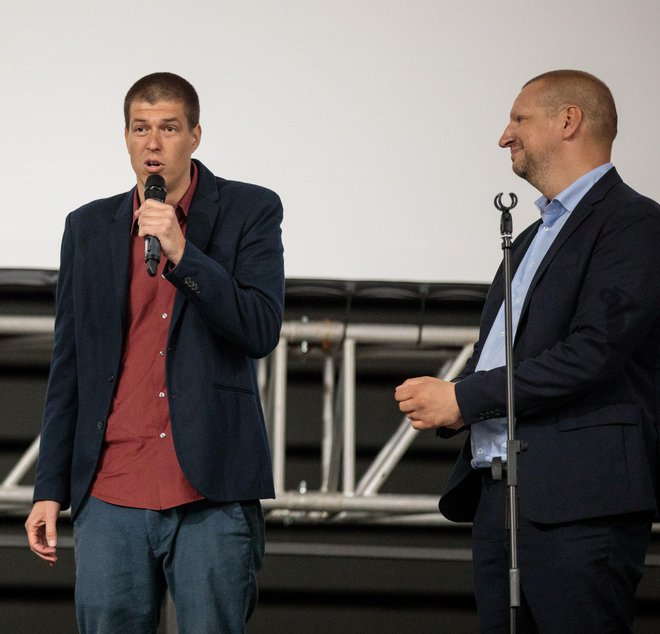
[191,124,202,153]
[560,105,583,139]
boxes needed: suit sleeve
[166,186,284,359]
[32,214,79,508]
[456,197,660,426]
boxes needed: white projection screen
[1,1,658,283]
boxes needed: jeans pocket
[237,500,265,568]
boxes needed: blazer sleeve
[166,184,285,359]
[32,214,79,507]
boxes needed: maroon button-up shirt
[90,163,203,509]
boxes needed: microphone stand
[493,192,521,634]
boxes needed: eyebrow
[130,117,183,125]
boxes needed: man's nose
[498,125,514,148]
[146,129,161,149]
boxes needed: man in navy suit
[396,70,660,632]
[25,72,284,633]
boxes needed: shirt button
[544,226,549,232]
[162,313,168,319]
[159,350,165,356]
[159,391,165,398]
[159,432,167,439]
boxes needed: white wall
[1,1,658,283]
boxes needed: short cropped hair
[524,70,617,145]
[124,72,200,130]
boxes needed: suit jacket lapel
[170,161,221,327]
[184,162,221,255]
[109,190,134,327]
[480,220,540,337]
[518,167,622,325]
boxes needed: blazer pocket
[558,403,640,431]
[213,382,254,395]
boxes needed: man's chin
[512,163,528,180]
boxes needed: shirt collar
[534,162,614,223]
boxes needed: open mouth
[145,160,162,171]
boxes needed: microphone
[143,175,167,277]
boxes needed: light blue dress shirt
[470,163,614,468]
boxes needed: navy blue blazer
[439,168,660,524]
[34,160,284,517]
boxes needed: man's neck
[539,154,611,200]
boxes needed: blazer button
[97,420,105,431]
[108,374,115,383]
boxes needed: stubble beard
[512,149,550,193]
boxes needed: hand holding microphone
[139,175,186,275]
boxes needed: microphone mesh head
[144,175,167,202]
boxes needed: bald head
[524,70,617,148]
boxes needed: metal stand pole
[493,192,521,634]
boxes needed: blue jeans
[73,496,264,633]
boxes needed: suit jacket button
[97,420,105,431]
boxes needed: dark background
[1,270,659,633]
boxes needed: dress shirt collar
[534,162,614,222]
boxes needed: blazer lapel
[184,164,221,256]
[109,190,134,327]
[480,220,540,336]
[170,161,221,327]
[518,168,622,324]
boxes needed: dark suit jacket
[439,168,660,525]
[33,160,284,518]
